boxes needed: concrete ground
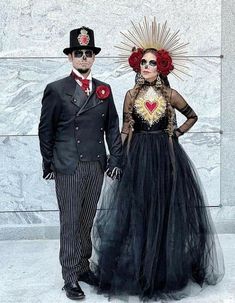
[0,234,234,303]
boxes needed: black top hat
[63,26,101,55]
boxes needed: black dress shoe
[63,281,85,300]
[78,270,98,286]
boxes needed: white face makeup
[68,49,95,73]
[140,52,159,82]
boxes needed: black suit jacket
[38,75,122,177]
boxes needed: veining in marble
[0,58,221,135]
[0,0,221,57]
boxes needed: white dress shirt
[72,68,93,94]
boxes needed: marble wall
[1,0,234,239]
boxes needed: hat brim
[63,46,101,55]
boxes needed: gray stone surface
[0,0,220,57]
[221,0,235,216]
[0,136,56,212]
[221,0,235,219]
[221,57,235,133]
[211,206,235,233]
[2,0,235,236]
[0,224,59,241]
[0,133,220,214]
[221,133,235,206]
[0,234,232,303]
[222,0,235,61]
[0,57,220,135]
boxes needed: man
[38,26,122,300]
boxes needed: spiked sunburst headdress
[116,17,191,79]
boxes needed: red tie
[71,71,90,93]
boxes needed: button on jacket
[38,75,122,176]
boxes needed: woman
[91,19,224,301]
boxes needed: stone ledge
[1,206,235,241]
[0,224,59,241]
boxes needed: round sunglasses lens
[74,51,83,58]
[85,51,93,57]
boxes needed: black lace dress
[91,85,224,301]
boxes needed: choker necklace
[144,79,157,86]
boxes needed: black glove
[43,169,55,180]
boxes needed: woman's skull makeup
[140,51,159,82]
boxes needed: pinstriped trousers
[55,161,104,283]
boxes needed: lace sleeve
[170,89,198,136]
[121,90,134,143]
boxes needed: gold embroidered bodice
[134,86,167,127]
[121,85,198,137]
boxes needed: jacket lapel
[64,76,77,95]
[63,76,104,115]
[72,85,88,109]
[63,75,88,109]
[78,78,103,115]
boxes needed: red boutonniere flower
[156,49,174,76]
[96,85,110,99]
[128,48,144,72]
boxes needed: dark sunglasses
[73,50,93,58]
[140,59,157,67]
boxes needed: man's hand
[106,167,122,181]
[43,170,55,180]
[45,172,55,180]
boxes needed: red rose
[156,49,174,76]
[96,85,110,99]
[128,48,144,72]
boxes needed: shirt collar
[72,68,92,81]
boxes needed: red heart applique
[145,101,158,113]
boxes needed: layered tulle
[91,132,224,301]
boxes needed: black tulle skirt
[91,131,224,301]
